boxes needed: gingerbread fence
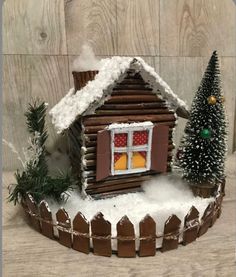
[21,190,224,258]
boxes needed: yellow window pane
[114,153,127,170]
[132,152,146,169]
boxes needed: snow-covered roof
[50,57,188,134]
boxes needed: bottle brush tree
[179,51,227,187]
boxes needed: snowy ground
[47,173,213,250]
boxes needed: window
[110,122,153,175]
[96,122,169,181]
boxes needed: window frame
[110,122,153,175]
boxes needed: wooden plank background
[3,0,236,170]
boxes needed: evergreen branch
[8,170,75,205]
[25,100,48,147]
[25,100,48,176]
[9,100,75,205]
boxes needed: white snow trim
[39,200,51,211]
[50,57,132,133]
[50,87,76,133]
[135,57,187,110]
[47,174,213,250]
[50,56,188,134]
[108,121,153,130]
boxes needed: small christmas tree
[179,51,227,188]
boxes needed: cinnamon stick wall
[68,71,177,197]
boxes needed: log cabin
[50,57,189,198]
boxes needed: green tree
[8,101,74,204]
[179,51,227,186]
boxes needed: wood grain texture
[3,55,32,170]
[160,56,236,154]
[117,0,159,55]
[160,0,236,56]
[3,0,67,54]
[3,154,236,276]
[234,97,236,152]
[28,55,70,155]
[2,0,236,167]
[220,57,236,154]
[65,0,117,55]
[160,57,205,153]
[3,55,70,170]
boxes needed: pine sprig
[24,101,48,175]
[25,101,48,141]
[9,100,74,204]
[8,169,74,205]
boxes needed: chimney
[72,70,99,91]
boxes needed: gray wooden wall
[3,0,236,170]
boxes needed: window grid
[111,126,153,175]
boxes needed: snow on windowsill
[108,121,153,130]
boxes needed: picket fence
[22,190,224,258]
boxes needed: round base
[21,183,224,258]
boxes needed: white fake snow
[47,174,212,250]
[108,121,153,130]
[50,57,188,134]
[72,44,100,72]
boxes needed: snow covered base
[47,174,213,251]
